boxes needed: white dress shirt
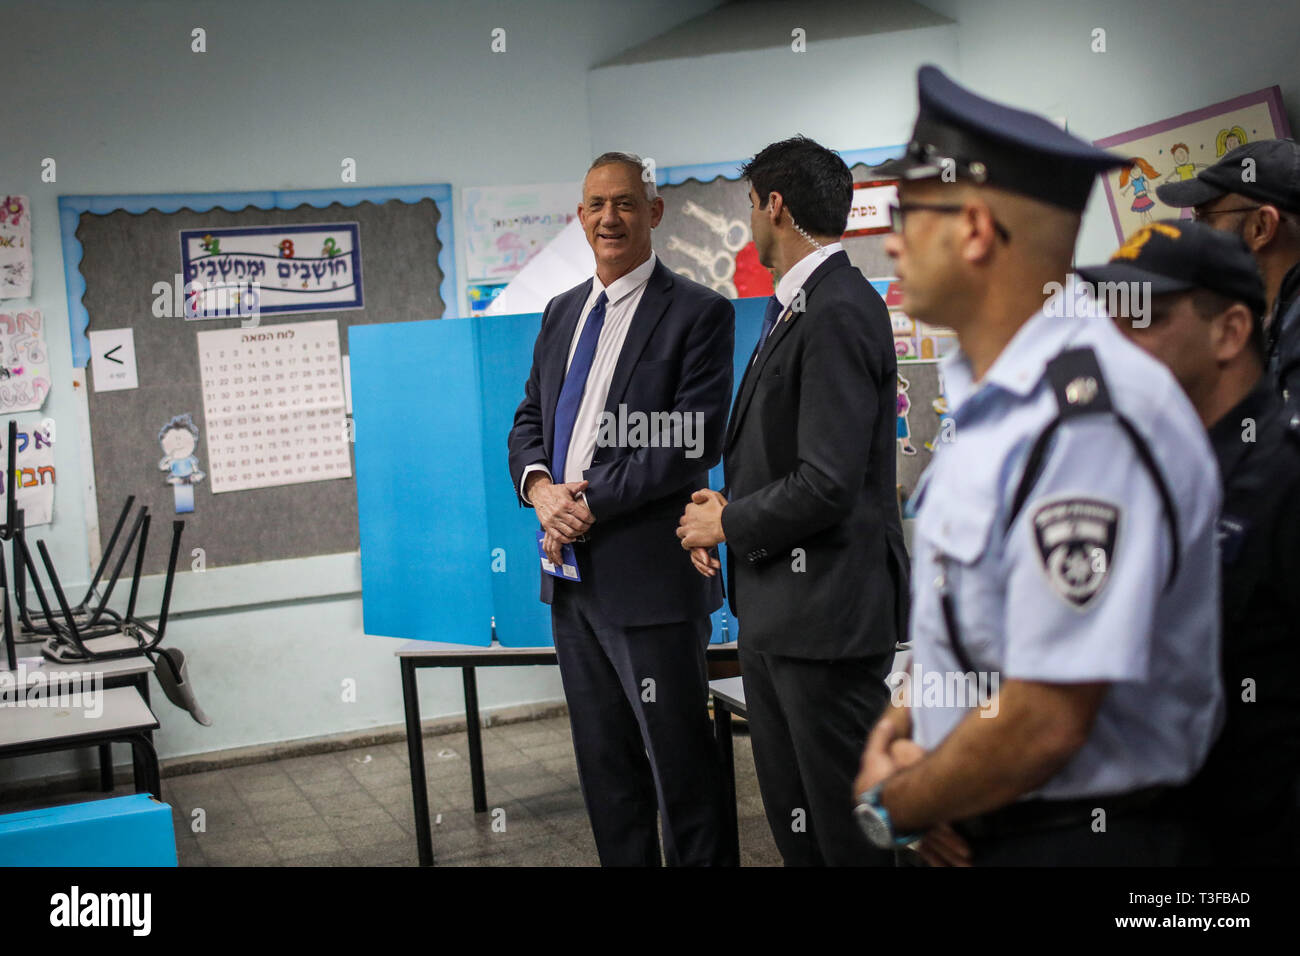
[752,242,842,354]
[777,241,841,308]
[522,252,658,505]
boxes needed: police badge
[1031,497,1119,608]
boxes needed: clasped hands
[677,488,727,578]
[527,474,594,566]
[854,719,972,867]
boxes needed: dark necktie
[551,291,609,483]
[749,295,785,366]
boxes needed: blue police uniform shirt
[908,296,1224,799]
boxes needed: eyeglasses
[1192,204,1261,222]
[889,201,1012,242]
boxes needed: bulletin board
[350,297,766,646]
[58,184,455,577]
[653,145,905,299]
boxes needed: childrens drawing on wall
[1216,125,1248,157]
[0,309,51,412]
[1162,142,1207,184]
[0,195,33,299]
[1120,158,1159,225]
[1095,87,1289,242]
[159,413,205,514]
[896,373,917,457]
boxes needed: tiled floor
[12,715,783,866]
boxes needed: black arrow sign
[104,345,123,365]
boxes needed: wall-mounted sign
[845,180,898,238]
[180,222,363,318]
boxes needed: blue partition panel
[353,296,767,646]
[476,312,555,646]
[350,319,494,644]
[0,795,176,867]
[707,295,767,644]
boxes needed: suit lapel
[541,279,592,454]
[725,251,851,450]
[600,260,674,415]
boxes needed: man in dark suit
[507,152,735,866]
[678,136,908,866]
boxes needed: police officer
[1079,220,1300,866]
[851,66,1224,866]
[1156,139,1300,401]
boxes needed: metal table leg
[713,700,739,865]
[127,732,161,800]
[463,666,487,814]
[98,743,114,791]
[401,659,434,867]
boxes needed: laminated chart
[197,319,352,493]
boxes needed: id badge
[537,530,582,581]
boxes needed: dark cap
[1155,138,1300,214]
[869,65,1127,212]
[1076,219,1265,317]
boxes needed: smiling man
[507,152,735,866]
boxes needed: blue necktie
[750,295,784,366]
[551,291,608,483]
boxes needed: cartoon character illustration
[158,414,205,486]
[201,234,221,254]
[924,394,951,453]
[1216,126,1248,157]
[896,373,917,456]
[1163,143,1207,183]
[1119,158,1160,224]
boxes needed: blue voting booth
[0,795,177,867]
[349,297,765,647]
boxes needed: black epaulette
[1005,347,1182,589]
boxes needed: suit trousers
[550,580,731,866]
[740,644,893,866]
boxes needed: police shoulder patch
[1030,496,1119,608]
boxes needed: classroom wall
[0,0,718,784]
[587,24,961,170]
[588,0,1300,263]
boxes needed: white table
[0,685,161,798]
[2,651,156,792]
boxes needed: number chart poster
[180,223,363,317]
[197,319,351,493]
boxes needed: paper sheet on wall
[0,420,55,526]
[0,195,33,299]
[0,308,51,411]
[196,319,352,493]
[462,182,579,286]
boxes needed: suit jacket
[720,250,909,659]
[507,259,734,627]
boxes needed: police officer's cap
[870,65,1127,212]
[1077,219,1266,318]
[1155,139,1300,215]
